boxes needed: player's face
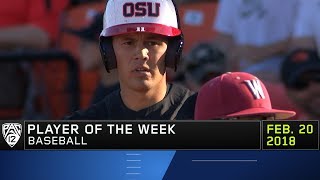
[112,32,168,92]
[287,81,320,117]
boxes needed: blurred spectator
[290,0,320,53]
[65,12,119,104]
[167,0,219,82]
[213,0,298,82]
[195,72,296,120]
[0,0,68,117]
[175,42,226,91]
[281,49,320,119]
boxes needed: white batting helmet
[99,0,183,72]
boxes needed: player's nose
[134,42,149,61]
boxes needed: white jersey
[293,0,320,54]
[214,0,298,74]
[215,0,297,45]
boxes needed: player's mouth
[135,67,149,72]
[132,66,151,76]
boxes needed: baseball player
[195,72,296,120]
[65,0,196,120]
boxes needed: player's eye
[122,41,133,46]
[146,40,161,46]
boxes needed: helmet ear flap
[99,37,117,72]
[165,34,184,71]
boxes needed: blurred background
[1,0,319,120]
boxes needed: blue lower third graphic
[1,150,319,180]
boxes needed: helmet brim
[224,107,296,120]
[100,23,181,37]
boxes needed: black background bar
[24,121,261,150]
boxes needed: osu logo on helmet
[123,2,160,17]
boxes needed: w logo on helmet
[2,123,22,148]
[244,79,265,99]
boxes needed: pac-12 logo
[2,123,22,148]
